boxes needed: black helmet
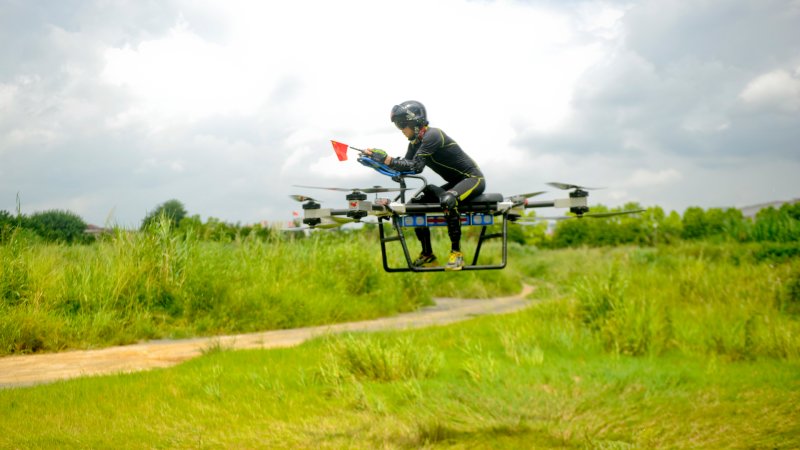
[390,100,428,129]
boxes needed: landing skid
[377,212,509,273]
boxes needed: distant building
[84,224,110,236]
[739,199,800,218]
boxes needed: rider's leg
[440,177,485,252]
[410,186,440,259]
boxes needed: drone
[287,141,643,273]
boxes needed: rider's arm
[386,131,443,174]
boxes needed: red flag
[331,140,349,161]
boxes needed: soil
[0,285,533,389]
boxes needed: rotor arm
[522,197,589,209]
[388,202,501,214]
[523,200,556,209]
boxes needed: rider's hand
[367,148,388,164]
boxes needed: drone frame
[293,155,602,272]
[376,174,512,272]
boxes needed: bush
[141,199,187,231]
[26,210,90,244]
[0,210,16,243]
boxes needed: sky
[1,0,799,227]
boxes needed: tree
[752,205,800,242]
[0,210,13,229]
[141,199,188,231]
[26,210,90,244]
[660,210,684,244]
[0,210,14,243]
[681,207,707,240]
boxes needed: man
[365,100,485,271]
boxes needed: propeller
[282,216,354,231]
[505,191,547,204]
[514,209,646,224]
[289,194,320,203]
[547,182,603,191]
[293,185,410,194]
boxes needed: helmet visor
[393,119,410,130]
[391,104,412,129]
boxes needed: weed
[200,337,234,355]
[460,340,499,383]
[319,334,442,383]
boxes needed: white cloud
[625,168,682,188]
[101,18,273,127]
[0,82,16,111]
[2,0,799,226]
[100,0,613,160]
[739,69,800,113]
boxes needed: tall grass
[0,220,520,355]
[317,334,443,384]
[520,243,800,360]
[1,242,799,448]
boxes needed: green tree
[550,217,590,248]
[752,205,800,242]
[0,210,12,225]
[141,199,188,231]
[784,202,800,221]
[681,207,707,240]
[661,210,683,243]
[0,210,14,243]
[26,210,90,244]
[720,208,748,241]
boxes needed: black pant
[410,177,485,253]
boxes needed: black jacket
[388,127,483,183]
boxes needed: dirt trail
[0,285,533,388]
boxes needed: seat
[463,193,503,204]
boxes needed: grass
[1,324,797,448]
[1,242,799,447]
[0,223,519,355]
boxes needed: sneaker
[444,251,464,271]
[412,253,438,267]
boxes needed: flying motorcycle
[287,141,643,273]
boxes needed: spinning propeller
[289,194,320,203]
[505,191,547,205]
[282,216,355,232]
[547,182,603,191]
[515,209,646,224]
[293,185,409,194]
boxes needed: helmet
[390,100,428,129]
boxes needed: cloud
[1,0,799,226]
[739,69,800,113]
[625,168,682,188]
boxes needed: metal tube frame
[377,209,508,273]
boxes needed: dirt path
[0,285,534,389]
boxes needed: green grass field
[1,238,799,448]
[0,225,518,355]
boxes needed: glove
[368,148,388,164]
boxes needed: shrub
[26,209,90,244]
[141,199,187,231]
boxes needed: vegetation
[0,216,517,355]
[4,196,798,248]
[1,197,798,445]
[140,198,187,230]
[1,197,799,355]
[546,202,800,247]
[1,244,798,448]
[26,209,92,244]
